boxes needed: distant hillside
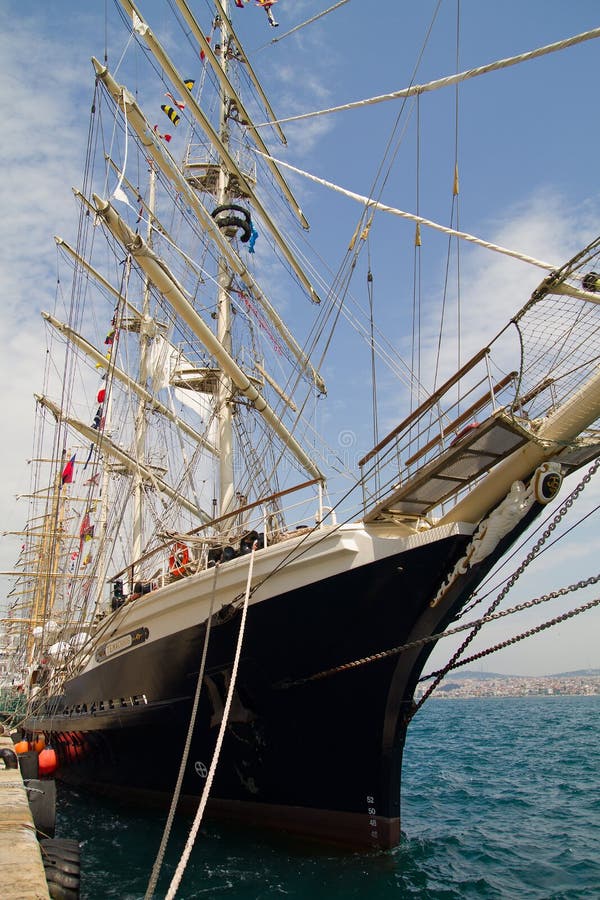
[451,668,600,679]
[554,669,600,678]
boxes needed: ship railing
[358,348,523,521]
[183,143,257,199]
[108,476,329,603]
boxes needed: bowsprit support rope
[165,543,257,900]
[253,150,558,272]
[256,26,600,127]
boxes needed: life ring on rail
[169,541,190,578]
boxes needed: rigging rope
[255,0,351,51]
[256,26,600,127]
[165,542,257,900]
[253,151,558,271]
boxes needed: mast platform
[184,163,256,199]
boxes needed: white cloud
[0,11,94,573]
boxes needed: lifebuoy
[169,541,190,577]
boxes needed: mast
[116,0,318,299]
[90,196,323,483]
[26,469,64,667]
[216,4,235,517]
[132,165,156,567]
[90,59,326,395]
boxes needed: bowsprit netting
[511,237,600,430]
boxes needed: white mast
[90,60,326,394]
[215,4,236,518]
[91,195,323,482]
[132,164,156,568]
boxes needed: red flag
[153,124,172,143]
[79,513,94,541]
[61,455,76,485]
[97,388,106,403]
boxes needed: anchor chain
[277,574,600,690]
[277,459,600,696]
[412,454,600,713]
[421,593,600,680]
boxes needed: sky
[1,0,600,676]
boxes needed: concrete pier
[0,733,50,899]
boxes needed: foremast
[133,165,156,569]
[215,2,236,518]
[100,0,326,526]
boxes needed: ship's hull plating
[25,511,541,849]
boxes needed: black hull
[25,509,542,849]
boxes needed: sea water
[54,695,600,899]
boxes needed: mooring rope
[144,565,220,899]
[165,543,257,900]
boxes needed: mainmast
[101,0,324,526]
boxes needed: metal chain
[277,458,600,695]
[277,574,600,690]
[422,593,600,680]
[465,455,600,620]
[412,455,600,712]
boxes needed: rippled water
[55,696,600,898]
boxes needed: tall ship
[2,0,600,853]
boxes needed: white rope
[253,150,557,271]
[165,543,258,900]
[256,26,600,127]
[144,566,220,899]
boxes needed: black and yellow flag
[161,104,180,126]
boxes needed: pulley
[582,271,600,292]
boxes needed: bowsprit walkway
[0,731,50,899]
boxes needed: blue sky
[1,0,599,675]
